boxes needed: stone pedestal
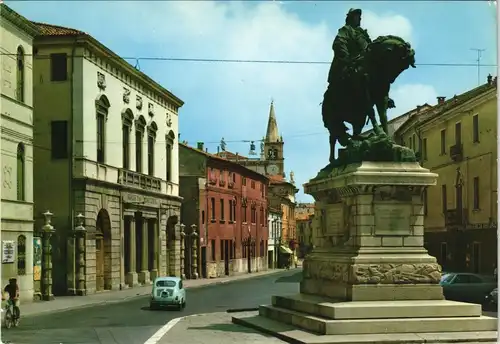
[232,162,498,344]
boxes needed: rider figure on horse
[327,8,371,86]
[323,9,372,147]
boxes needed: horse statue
[322,35,416,164]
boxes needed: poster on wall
[33,237,42,281]
[2,240,15,263]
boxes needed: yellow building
[394,75,497,274]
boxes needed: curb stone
[21,268,292,318]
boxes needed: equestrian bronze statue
[320,8,417,172]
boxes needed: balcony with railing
[118,169,162,192]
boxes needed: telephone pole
[470,48,486,85]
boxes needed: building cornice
[1,4,39,37]
[33,33,184,109]
[419,90,496,132]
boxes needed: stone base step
[232,312,499,344]
[259,305,497,335]
[272,294,482,319]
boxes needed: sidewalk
[154,311,284,344]
[21,268,289,317]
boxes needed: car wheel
[150,302,156,310]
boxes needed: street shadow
[274,271,302,284]
[140,306,180,312]
[188,323,275,336]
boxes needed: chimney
[197,142,204,151]
[217,146,220,154]
[205,148,208,153]
[437,96,446,105]
[487,74,493,85]
[236,153,239,162]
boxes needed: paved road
[2,269,301,344]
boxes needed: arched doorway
[96,209,112,291]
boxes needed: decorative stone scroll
[350,263,442,285]
[303,260,349,283]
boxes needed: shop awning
[279,246,293,254]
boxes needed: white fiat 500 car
[150,276,186,310]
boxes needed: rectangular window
[122,125,130,169]
[229,200,233,221]
[202,210,205,225]
[440,129,446,154]
[147,135,154,176]
[472,114,479,143]
[242,177,246,186]
[243,205,247,223]
[220,239,224,260]
[211,197,216,221]
[251,180,255,189]
[220,199,225,221]
[233,200,236,222]
[422,138,427,160]
[135,130,142,172]
[473,177,480,210]
[211,239,215,261]
[50,53,68,81]
[51,120,68,159]
[96,114,105,163]
[441,185,447,213]
[166,144,172,182]
[455,122,462,145]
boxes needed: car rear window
[156,280,176,287]
[441,274,454,283]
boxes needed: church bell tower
[263,100,284,178]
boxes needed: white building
[267,207,282,268]
[0,4,39,302]
[31,22,183,295]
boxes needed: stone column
[301,162,443,301]
[138,217,150,284]
[126,216,138,287]
[42,211,55,301]
[150,219,159,280]
[75,214,87,296]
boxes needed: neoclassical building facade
[32,22,183,295]
[0,4,39,302]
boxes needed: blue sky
[8,1,497,202]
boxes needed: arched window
[147,121,158,176]
[166,130,175,182]
[95,95,110,164]
[135,116,147,173]
[17,143,25,201]
[17,235,26,275]
[16,46,24,102]
[121,109,134,169]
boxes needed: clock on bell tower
[263,100,285,178]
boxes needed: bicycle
[3,299,20,329]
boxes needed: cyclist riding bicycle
[2,278,20,319]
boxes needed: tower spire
[265,100,279,143]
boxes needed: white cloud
[18,1,432,201]
[121,2,434,200]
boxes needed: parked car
[484,288,498,311]
[150,276,186,310]
[440,272,497,304]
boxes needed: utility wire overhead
[1,53,497,67]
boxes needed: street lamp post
[74,214,86,296]
[42,211,55,301]
[179,224,186,279]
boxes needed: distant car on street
[150,276,186,311]
[440,272,497,304]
